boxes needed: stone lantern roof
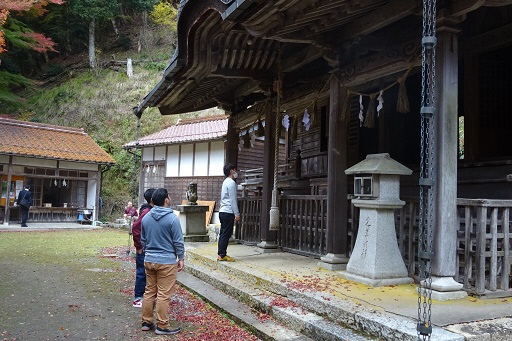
[345,153,412,176]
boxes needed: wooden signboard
[181,200,216,226]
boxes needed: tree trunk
[111,18,119,37]
[88,18,96,69]
[141,10,148,50]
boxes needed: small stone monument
[177,183,208,242]
[186,183,198,205]
[341,153,413,287]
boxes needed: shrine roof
[0,118,116,165]
[123,115,229,148]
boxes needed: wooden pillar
[95,167,101,222]
[3,156,13,225]
[225,115,239,167]
[432,21,462,289]
[257,104,279,251]
[320,76,349,270]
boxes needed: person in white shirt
[217,163,240,261]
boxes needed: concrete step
[178,271,313,341]
[183,247,463,341]
[182,255,376,340]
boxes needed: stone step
[183,248,463,341]
[181,259,373,341]
[178,271,313,341]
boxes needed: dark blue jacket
[17,189,33,208]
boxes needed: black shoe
[141,322,154,331]
[21,224,28,227]
[155,327,181,335]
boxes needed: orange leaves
[21,32,57,53]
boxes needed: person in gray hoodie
[140,188,185,335]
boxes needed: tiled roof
[124,115,229,148]
[0,118,116,164]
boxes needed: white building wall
[87,179,97,219]
[209,141,225,176]
[194,142,209,176]
[154,146,166,161]
[13,156,57,168]
[166,145,180,176]
[180,144,194,176]
[142,147,154,161]
[60,161,98,171]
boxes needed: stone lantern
[341,153,412,286]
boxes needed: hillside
[2,21,221,221]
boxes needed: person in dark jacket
[16,184,32,227]
[131,188,155,308]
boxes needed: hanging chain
[417,0,436,339]
[273,46,283,192]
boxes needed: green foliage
[43,62,65,77]
[142,61,166,71]
[69,0,120,22]
[112,33,132,51]
[123,0,160,12]
[0,70,31,110]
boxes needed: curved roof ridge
[0,117,85,134]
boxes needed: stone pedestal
[340,202,412,286]
[176,205,209,242]
[319,253,348,271]
[342,153,413,287]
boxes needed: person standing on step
[131,188,155,308]
[218,163,240,262]
[17,184,32,227]
[141,188,184,335]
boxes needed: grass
[0,229,127,263]
[0,229,131,299]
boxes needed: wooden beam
[281,45,323,73]
[336,0,421,41]
[450,0,485,16]
[462,22,512,52]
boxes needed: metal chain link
[418,0,436,339]
[273,46,282,191]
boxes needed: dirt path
[0,230,261,341]
[0,259,141,340]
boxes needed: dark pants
[134,252,146,300]
[218,212,235,257]
[20,206,29,225]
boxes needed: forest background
[0,0,220,220]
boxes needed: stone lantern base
[339,207,413,287]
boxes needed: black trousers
[20,206,29,225]
[218,212,234,257]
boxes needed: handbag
[19,192,30,208]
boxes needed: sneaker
[217,255,235,262]
[141,322,154,331]
[21,224,28,227]
[155,327,181,335]
[133,299,142,308]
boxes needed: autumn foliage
[0,0,63,53]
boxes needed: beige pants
[141,262,178,329]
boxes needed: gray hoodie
[141,206,184,265]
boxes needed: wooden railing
[456,199,512,296]
[278,195,327,257]
[237,191,512,296]
[390,197,512,297]
[236,197,262,245]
